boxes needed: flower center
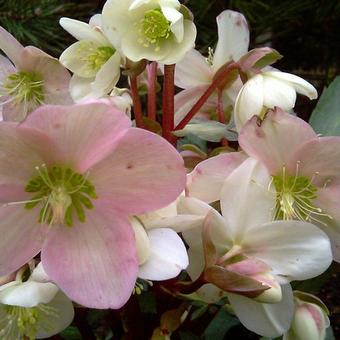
[1,304,58,340]
[138,9,171,50]
[272,166,331,223]
[3,71,44,106]
[24,165,97,227]
[86,46,115,72]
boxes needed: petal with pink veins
[239,108,317,174]
[0,26,24,69]
[186,151,247,203]
[41,201,138,309]
[19,102,131,173]
[0,205,47,276]
[212,10,249,73]
[242,221,332,282]
[90,128,186,215]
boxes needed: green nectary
[25,165,97,227]
[3,71,44,105]
[86,46,115,72]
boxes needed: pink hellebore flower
[174,10,249,126]
[0,102,186,309]
[239,108,340,261]
[183,158,332,337]
[0,26,72,121]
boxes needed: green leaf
[190,305,209,320]
[309,76,340,135]
[325,326,336,340]
[179,331,201,340]
[203,306,239,339]
[137,291,157,314]
[60,326,82,340]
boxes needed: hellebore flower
[59,15,122,101]
[0,263,74,339]
[234,70,317,131]
[0,101,186,308]
[130,217,188,281]
[102,0,197,64]
[0,26,71,121]
[174,10,249,127]
[239,108,340,261]
[182,158,332,337]
[284,291,330,340]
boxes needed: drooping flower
[0,262,74,340]
[234,70,317,131]
[283,291,330,340]
[0,101,186,309]
[182,158,332,337]
[174,10,249,131]
[239,107,340,261]
[59,15,122,101]
[0,26,72,121]
[102,0,197,64]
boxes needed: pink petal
[90,128,186,215]
[19,102,131,173]
[0,205,46,276]
[175,49,213,89]
[0,26,24,69]
[186,151,247,203]
[239,108,317,174]
[0,122,45,185]
[288,137,340,182]
[41,201,138,309]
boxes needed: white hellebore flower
[59,15,122,101]
[102,0,197,64]
[182,158,332,337]
[174,10,249,134]
[234,70,318,131]
[0,263,74,340]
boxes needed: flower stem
[147,61,158,121]
[162,64,177,146]
[175,273,206,294]
[174,62,239,131]
[129,75,143,128]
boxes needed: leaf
[325,326,336,340]
[142,117,162,135]
[203,306,239,339]
[190,305,209,321]
[60,326,82,340]
[179,331,201,340]
[309,76,340,136]
[137,291,157,314]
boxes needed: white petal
[228,284,294,337]
[131,218,151,265]
[161,6,184,42]
[212,10,249,72]
[243,221,333,282]
[29,263,50,283]
[234,74,264,132]
[262,75,297,111]
[220,158,274,239]
[0,26,24,69]
[60,17,108,45]
[36,291,74,339]
[175,49,213,89]
[89,14,103,28]
[69,75,94,102]
[138,228,188,280]
[265,71,318,99]
[0,281,58,308]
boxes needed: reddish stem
[147,61,158,121]
[129,75,143,128]
[162,64,176,146]
[174,62,239,131]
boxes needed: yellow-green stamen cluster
[138,9,171,50]
[25,165,97,227]
[272,166,330,223]
[0,304,58,340]
[86,46,115,72]
[3,71,44,106]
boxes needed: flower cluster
[0,0,338,339]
